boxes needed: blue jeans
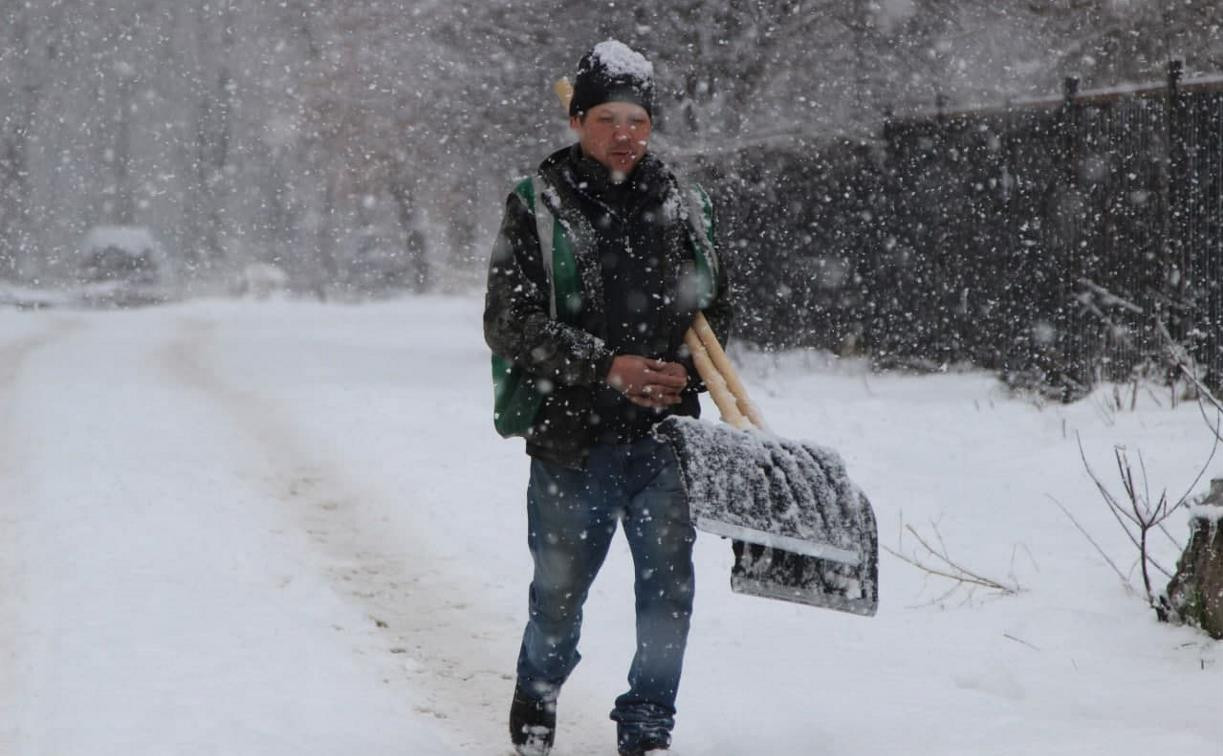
[515,435,696,735]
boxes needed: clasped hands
[606,355,688,409]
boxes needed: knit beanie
[569,39,655,119]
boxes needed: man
[484,39,732,756]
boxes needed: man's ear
[568,114,583,132]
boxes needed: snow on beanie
[569,39,655,119]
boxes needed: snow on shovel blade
[654,415,878,617]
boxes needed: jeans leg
[516,454,618,700]
[612,439,695,733]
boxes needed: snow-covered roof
[82,226,163,257]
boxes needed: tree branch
[884,518,1021,598]
[1047,494,1134,591]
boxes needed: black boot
[509,685,557,756]
[617,725,670,755]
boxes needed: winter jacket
[484,144,734,468]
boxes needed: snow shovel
[653,313,879,616]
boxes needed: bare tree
[192,0,238,274]
[1074,429,1219,605]
[0,5,41,280]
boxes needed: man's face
[570,101,652,181]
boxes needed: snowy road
[1,311,454,754]
[1,298,1220,756]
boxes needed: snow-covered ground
[1,296,1219,756]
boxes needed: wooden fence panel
[688,62,1223,395]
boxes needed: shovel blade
[655,415,879,617]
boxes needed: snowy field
[1,296,1220,756]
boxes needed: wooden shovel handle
[685,313,768,431]
[554,78,573,112]
[684,327,751,430]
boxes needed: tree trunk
[1158,478,1223,639]
[389,177,428,293]
[0,11,38,281]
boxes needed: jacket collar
[542,144,671,217]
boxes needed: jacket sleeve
[483,190,616,387]
[680,195,735,394]
[702,223,734,350]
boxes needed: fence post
[1165,59,1190,346]
[874,105,897,354]
[1055,76,1090,395]
[1062,77,1081,187]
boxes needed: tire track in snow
[158,316,526,754]
[0,316,81,420]
[0,317,81,748]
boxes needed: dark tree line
[1,0,1221,298]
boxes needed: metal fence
[693,61,1223,396]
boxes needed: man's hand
[606,356,688,409]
